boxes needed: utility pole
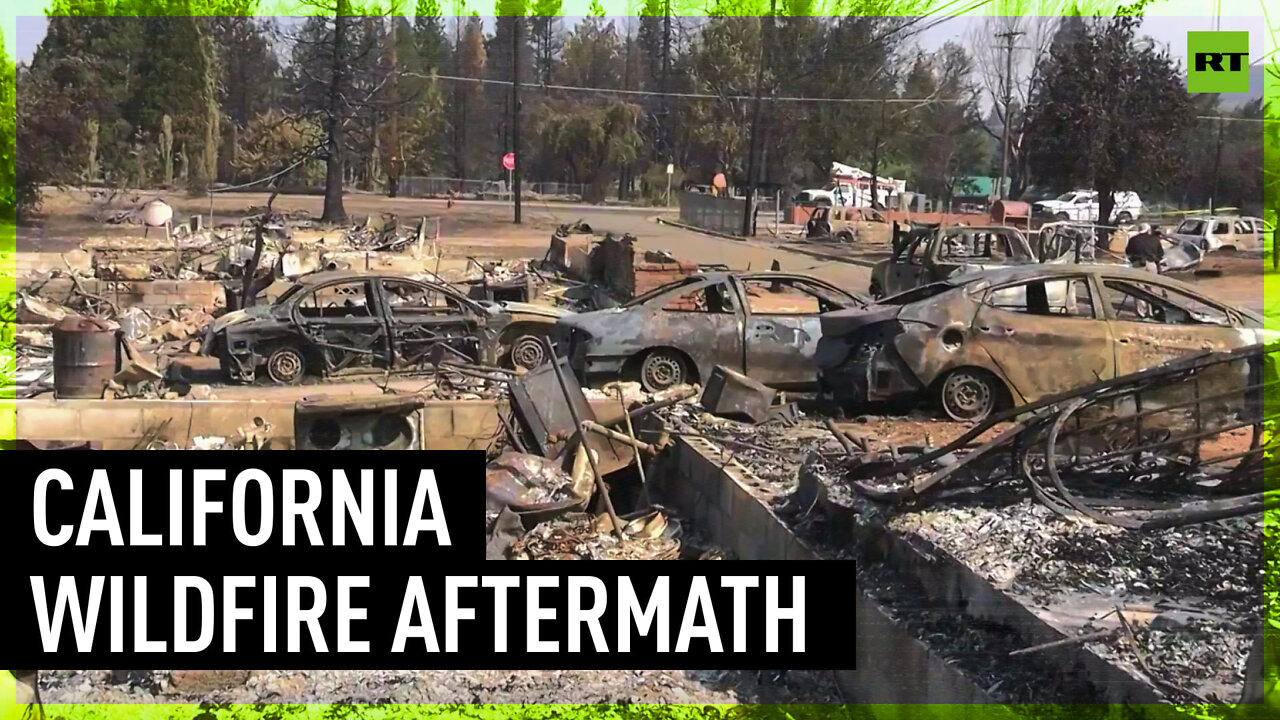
[387,5,401,198]
[741,0,774,237]
[661,3,672,160]
[512,13,522,224]
[1210,115,1224,214]
[869,98,886,210]
[996,30,1022,199]
[453,2,464,180]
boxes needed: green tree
[899,44,988,209]
[528,0,562,85]
[1025,2,1192,223]
[0,30,15,222]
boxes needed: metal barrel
[52,316,119,399]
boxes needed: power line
[1195,115,1272,123]
[402,71,968,105]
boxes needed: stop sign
[502,153,516,171]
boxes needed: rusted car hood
[208,303,277,334]
[819,305,902,338]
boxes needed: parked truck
[1032,190,1144,224]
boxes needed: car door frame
[375,277,489,369]
[642,276,747,382]
[886,232,931,296]
[1095,272,1248,376]
[289,277,392,374]
[970,272,1117,403]
[732,274,859,389]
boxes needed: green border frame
[0,0,1275,717]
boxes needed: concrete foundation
[657,435,1182,710]
[656,437,1000,706]
[15,395,505,450]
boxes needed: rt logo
[1187,31,1249,93]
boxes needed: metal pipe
[619,386,652,508]
[542,338,625,539]
[627,385,700,423]
[581,420,657,455]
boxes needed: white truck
[1032,190,1144,224]
[794,181,858,207]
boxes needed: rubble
[38,667,842,704]
[508,511,683,561]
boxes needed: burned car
[868,225,1036,299]
[202,271,567,384]
[558,272,868,392]
[818,265,1268,422]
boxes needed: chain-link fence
[400,176,591,200]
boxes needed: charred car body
[818,265,1268,421]
[202,271,567,384]
[868,225,1037,299]
[558,272,868,392]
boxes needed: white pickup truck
[1032,190,1144,224]
[794,181,858,207]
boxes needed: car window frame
[738,277,845,316]
[980,275,1102,320]
[293,279,379,322]
[1101,278,1235,328]
[380,278,475,318]
[660,280,737,315]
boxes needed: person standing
[388,154,404,198]
[1125,223,1164,274]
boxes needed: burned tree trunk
[322,8,349,223]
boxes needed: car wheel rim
[511,335,546,370]
[268,349,304,383]
[943,372,992,421]
[642,354,683,391]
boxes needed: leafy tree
[899,44,988,209]
[453,14,488,179]
[233,109,325,186]
[536,99,643,201]
[1025,2,1192,223]
[528,0,563,85]
[0,31,16,222]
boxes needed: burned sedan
[558,272,868,392]
[818,265,1268,422]
[202,271,567,384]
[868,225,1037,299]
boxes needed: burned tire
[638,349,688,392]
[938,368,1001,422]
[835,229,855,243]
[1055,212,1070,222]
[265,345,306,385]
[509,334,548,370]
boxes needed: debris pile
[508,511,683,561]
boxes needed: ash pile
[643,347,1275,703]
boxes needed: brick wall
[19,277,226,312]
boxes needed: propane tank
[141,199,174,228]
